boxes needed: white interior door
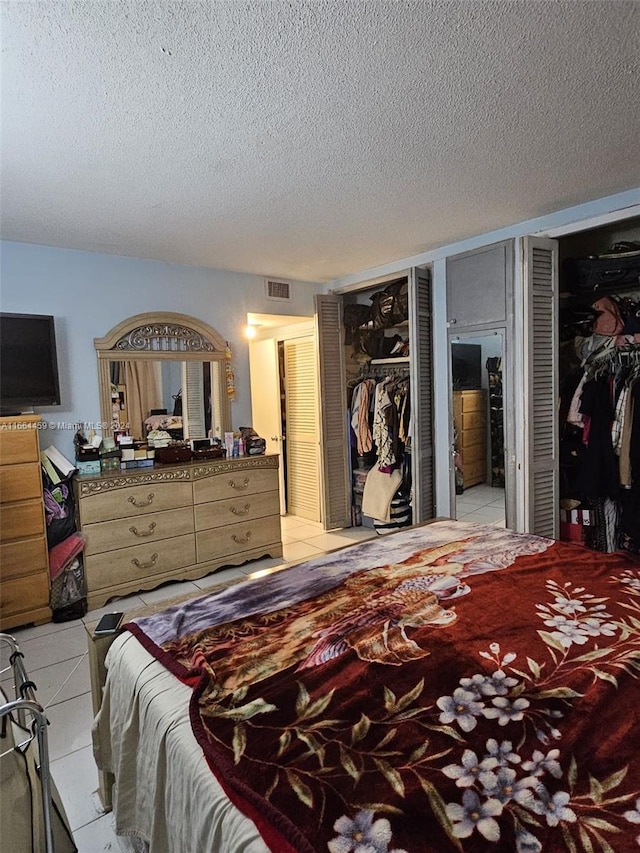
[284,336,321,522]
[248,337,286,514]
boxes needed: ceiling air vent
[265,279,291,301]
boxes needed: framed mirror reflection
[95,312,231,443]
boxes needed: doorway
[248,315,321,523]
[450,332,506,527]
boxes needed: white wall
[0,242,320,457]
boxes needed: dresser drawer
[196,515,281,563]
[79,481,193,524]
[84,533,196,591]
[195,490,279,532]
[461,443,485,465]
[460,427,484,450]
[461,410,485,432]
[194,468,279,504]
[463,460,486,485]
[0,425,39,465]
[0,572,50,623]
[0,499,45,542]
[461,392,485,413]
[0,535,48,581]
[83,507,195,556]
[0,462,43,505]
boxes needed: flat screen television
[0,313,61,413]
[451,343,482,390]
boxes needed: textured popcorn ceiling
[1,1,639,282]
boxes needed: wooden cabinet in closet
[74,455,282,610]
[0,415,51,629]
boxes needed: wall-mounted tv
[451,343,482,390]
[0,313,61,413]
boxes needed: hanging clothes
[372,377,397,468]
[349,366,412,527]
[350,378,375,456]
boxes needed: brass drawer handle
[228,478,250,491]
[129,522,157,538]
[230,503,250,516]
[128,492,155,508]
[231,531,251,544]
[131,553,158,570]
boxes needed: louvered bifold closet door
[523,237,559,538]
[315,294,351,529]
[409,267,435,523]
[182,361,206,438]
[284,336,321,522]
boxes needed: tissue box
[76,459,101,475]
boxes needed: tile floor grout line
[43,651,89,709]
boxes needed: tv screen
[452,343,482,390]
[0,313,61,411]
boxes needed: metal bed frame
[0,632,55,853]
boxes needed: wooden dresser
[0,415,51,630]
[74,454,282,610]
[453,390,487,489]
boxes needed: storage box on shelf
[73,454,282,610]
[0,415,51,630]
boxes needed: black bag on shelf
[370,278,409,328]
[564,246,640,295]
[344,303,372,345]
[352,330,402,359]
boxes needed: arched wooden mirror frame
[94,311,232,439]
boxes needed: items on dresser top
[73,454,283,610]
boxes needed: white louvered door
[315,294,351,530]
[284,336,321,522]
[523,237,559,537]
[181,361,207,438]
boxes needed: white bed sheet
[93,632,269,853]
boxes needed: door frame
[447,329,510,525]
[248,318,316,518]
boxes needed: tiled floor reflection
[456,483,506,526]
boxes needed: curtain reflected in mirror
[109,360,220,441]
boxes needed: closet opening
[556,217,640,554]
[450,332,505,528]
[343,279,413,532]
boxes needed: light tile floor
[455,483,506,527]
[0,515,377,852]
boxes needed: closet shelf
[369,357,410,365]
[358,320,409,330]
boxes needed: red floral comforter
[127,521,640,853]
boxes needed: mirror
[95,312,231,442]
[450,333,506,528]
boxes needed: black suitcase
[564,248,640,295]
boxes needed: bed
[92,520,640,853]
